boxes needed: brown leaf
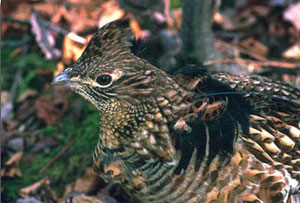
[10,46,27,57]
[62,35,90,64]
[168,8,182,30]
[55,4,97,33]
[65,194,103,203]
[1,119,19,134]
[98,1,125,28]
[284,2,300,31]
[118,0,165,18]
[130,20,142,38]
[283,43,300,59]
[30,11,61,60]
[247,63,261,73]
[1,0,22,16]
[35,86,69,125]
[1,91,10,106]
[3,2,31,21]
[54,62,65,77]
[63,184,73,197]
[1,152,23,178]
[16,89,38,122]
[213,12,235,30]
[33,2,56,17]
[19,178,58,201]
[19,178,47,198]
[73,167,104,194]
[17,89,38,103]
[239,38,268,58]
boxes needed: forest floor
[1,0,300,202]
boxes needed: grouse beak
[51,71,70,85]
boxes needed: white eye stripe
[111,70,124,81]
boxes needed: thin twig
[1,47,28,119]
[39,133,82,174]
[0,35,32,47]
[204,58,300,69]
[1,16,31,26]
[39,18,87,44]
[216,39,268,61]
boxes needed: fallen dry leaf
[283,43,300,59]
[61,193,118,203]
[35,86,69,125]
[1,152,23,178]
[33,2,57,17]
[30,11,61,60]
[73,167,104,194]
[216,40,241,59]
[283,74,291,84]
[10,46,27,57]
[16,89,38,122]
[1,119,19,134]
[130,20,142,38]
[1,91,10,106]
[247,63,261,73]
[167,8,182,30]
[284,2,300,30]
[239,38,268,58]
[17,89,38,103]
[39,178,59,201]
[19,178,58,201]
[213,12,235,30]
[2,2,31,21]
[62,34,90,64]
[55,4,98,33]
[64,194,103,203]
[98,1,125,28]
[63,184,73,197]
[213,12,224,24]
[5,151,23,165]
[118,0,165,18]
[54,62,65,77]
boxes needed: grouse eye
[96,74,112,86]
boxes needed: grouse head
[53,20,179,112]
[52,20,187,164]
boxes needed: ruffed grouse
[52,20,300,202]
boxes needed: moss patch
[1,47,100,202]
[2,100,99,202]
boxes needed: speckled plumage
[53,20,300,202]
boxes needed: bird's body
[53,20,300,202]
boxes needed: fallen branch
[216,39,268,61]
[0,35,32,48]
[3,15,87,45]
[1,16,31,26]
[39,18,87,45]
[39,133,82,173]
[1,47,29,120]
[204,58,300,69]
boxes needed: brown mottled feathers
[67,20,134,79]
[53,20,300,203]
[212,74,300,178]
